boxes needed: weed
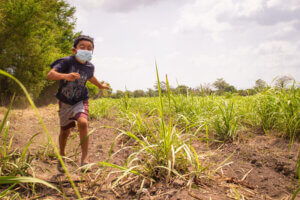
[213,100,238,141]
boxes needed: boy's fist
[65,73,80,81]
[102,82,110,89]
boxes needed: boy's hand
[101,82,110,89]
[65,73,80,81]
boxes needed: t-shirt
[50,56,95,105]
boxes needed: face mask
[75,49,92,62]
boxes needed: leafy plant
[213,100,238,141]
[277,84,300,147]
[256,90,280,132]
[98,64,205,188]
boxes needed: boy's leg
[59,128,71,156]
[77,116,89,164]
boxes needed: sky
[67,0,300,91]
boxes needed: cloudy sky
[67,0,300,91]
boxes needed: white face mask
[75,49,92,62]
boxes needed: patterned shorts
[58,100,89,130]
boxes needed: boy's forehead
[77,40,93,47]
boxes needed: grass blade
[0,69,81,199]
[0,176,59,192]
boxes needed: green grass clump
[99,65,204,188]
[89,98,116,119]
[213,100,238,141]
[277,86,300,146]
[255,90,280,132]
[109,84,299,143]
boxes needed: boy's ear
[72,47,77,55]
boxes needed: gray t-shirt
[50,56,95,105]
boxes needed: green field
[1,70,299,199]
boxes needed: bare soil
[0,105,299,200]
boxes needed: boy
[47,35,109,172]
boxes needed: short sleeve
[91,66,95,78]
[86,62,95,79]
[50,58,68,73]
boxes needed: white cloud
[227,0,300,26]
[103,0,161,12]
[255,40,299,55]
[234,0,264,17]
[175,0,300,32]
[175,0,232,33]
[70,0,164,12]
[96,56,146,72]
[266,0,300,10]
[267,0,282,8]
[95,36,104,43]
[69,0,105,10]
[145,30,161,37]
[270,20,298,38]
[173,0,269,41]
[253,41,300,72]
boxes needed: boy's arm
[47,68,80,81]
[88,76,110,89]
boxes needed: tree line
[88,75,297,99]
[0,0,77,106]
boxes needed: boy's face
[72,40,94,55]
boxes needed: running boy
[47,35,109,172]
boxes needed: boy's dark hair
[73,35,94,48]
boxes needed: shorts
[58,100,89,130]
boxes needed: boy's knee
[77,117,88,128]
[60,128,71,136]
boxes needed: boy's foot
[80,163,92,173]
[57,161,65,173]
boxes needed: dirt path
[0,106,299,199]
[1,105,124,199]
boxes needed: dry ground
[0,105,299,200]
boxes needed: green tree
[213,78,230,91]
[133,90,145,98]
[86,81,98,98]
[0,0,77,104]
[114,90,124,98]
[213,78,236,95]
[175,85,189,95]
[125,90,133,98]
[225,85,237,93]
[254,79,267,91]
[146,88,155,97]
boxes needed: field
[0,75,300,199]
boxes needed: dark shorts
[58,100,89,130]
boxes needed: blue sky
[67,0,300,91]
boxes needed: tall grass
[213,100,238,141]
[113,86,299,142]
[255,90,279,132]
[0,70,81,199]
[89,98,116,119]
[98,65,204,188]
[277,86,300,146]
